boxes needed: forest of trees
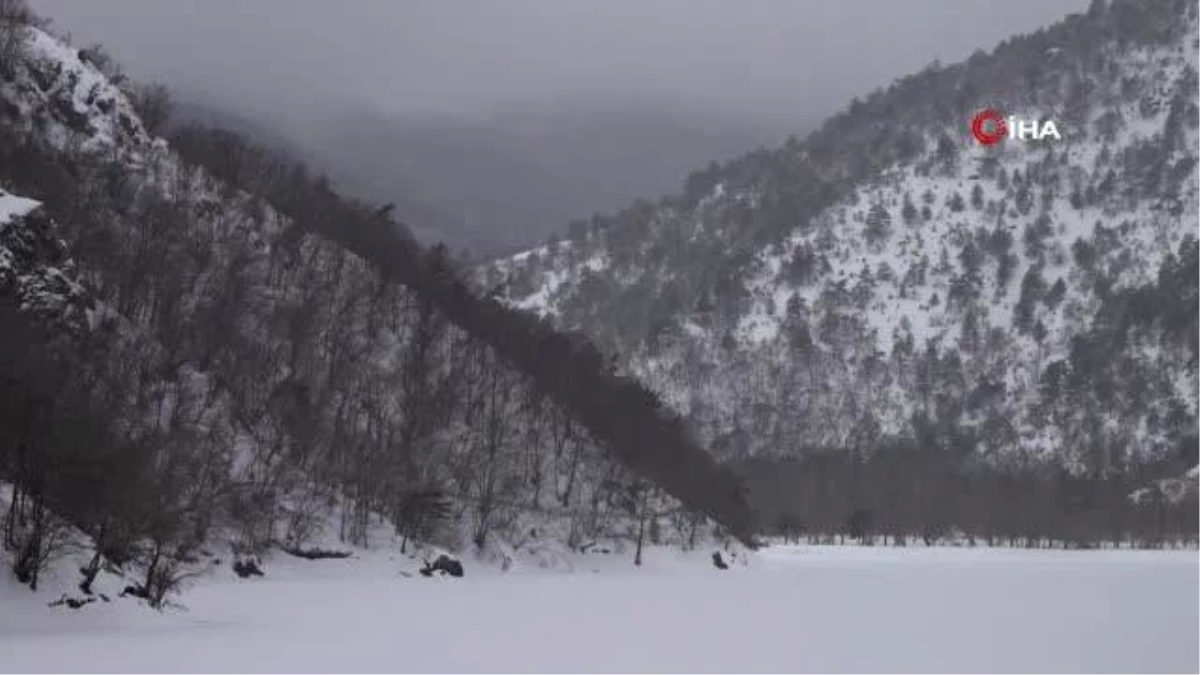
[743,441,1197,550]
[0,1,753,606]
[490,0,1200,550]
[736,230,1200,549]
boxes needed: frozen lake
[1,545,1196,673]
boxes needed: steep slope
[0,6,754,603]
[490,0,1199,541]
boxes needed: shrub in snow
[9,510,74,591]
[48,593,97,610]
[281,546,351,561]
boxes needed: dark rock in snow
[120,584,148,599]
[419,554,464,578]
[232,557,265,578]
[712,551,729,570]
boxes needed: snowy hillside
[0,189,38,221]
[491,0,1198,471]
[1,6,752,612]
[14,28,154,152]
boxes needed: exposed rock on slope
[1,191,85,328]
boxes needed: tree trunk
[634,512,646,566]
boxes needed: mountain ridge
[488,0,1199,519]
[1,5,760,603]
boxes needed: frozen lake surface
[1,545,1196,673]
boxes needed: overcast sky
[29,0,1090,124]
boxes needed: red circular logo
[971,109,1006,145]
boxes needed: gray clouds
[29,0,1090,124]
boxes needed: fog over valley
[28,0,1089,253]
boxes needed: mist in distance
[29,0,1091,252]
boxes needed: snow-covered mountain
[490,0,1199,482]
[1,8,759,606]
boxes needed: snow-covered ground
[0,190,41,224]
[1,545,1195,673]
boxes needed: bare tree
[128,82,173,136]
[0,0,34,79]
